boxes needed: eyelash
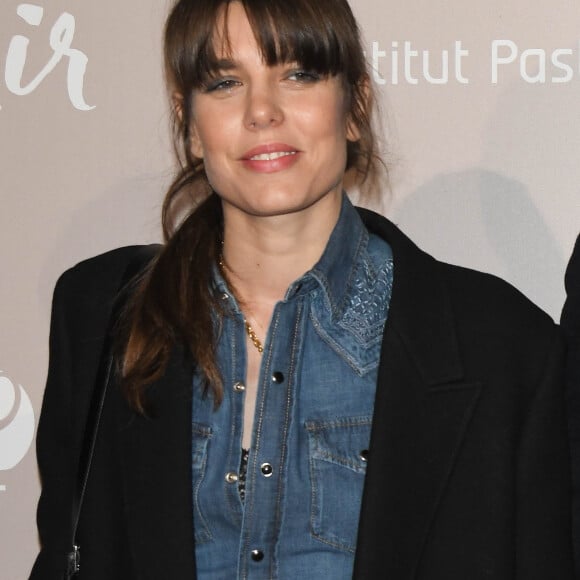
[202,69,321,92]
[203,78,239,93]
[286,70,321,83]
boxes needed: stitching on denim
[310,309,379,376]
[337,257,393,343]
[305,416,373,431]
[271,300,303,579]
[306,416,371,553]
[225,322,244,524]
[239,310,280,578]
[191,426,213,543]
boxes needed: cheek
[189,108,238,161]
[298,107,348,149]
[321,95,350,142]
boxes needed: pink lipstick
[240,143,300,173]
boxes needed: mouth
[241,143,299,160]
[249,151,297,161]
[240,143,301,173]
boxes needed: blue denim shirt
[192,197,394,579]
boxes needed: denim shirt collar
[287,193,367,319]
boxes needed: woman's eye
[204,78,240,93]
[286,70,321,83]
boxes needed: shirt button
[225,472,239,484]
[360,449,369,462]
[271,371,284,384]
[233,381,246,392]
[251,549,264,562]
[260,462,273,477]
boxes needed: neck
[221,196,342,305]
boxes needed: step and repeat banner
[1,1,579,577]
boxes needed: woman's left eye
[286,70,321,83]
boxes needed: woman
[31,0,574,578]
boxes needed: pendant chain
[244,320,264,353]
[218,254,264,354]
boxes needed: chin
[239,189,340,218]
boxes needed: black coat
[562,234,580,579]
[31,209,574,579]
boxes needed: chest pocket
[192,422,213,544]
[306,416,372,553]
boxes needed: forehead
[210,2,262,62]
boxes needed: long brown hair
[121,0,385,412]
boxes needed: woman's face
[188,2,358,221]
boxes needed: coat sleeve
[515,329,575,578]
[29,272,82,579]
[29,246,144,579]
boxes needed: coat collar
[357,207,463,386]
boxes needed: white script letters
[3,3,94,111]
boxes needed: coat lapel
[118,347,197,579]
[354,210,483,579]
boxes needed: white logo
[1,3,94,112]
[0,372,35,472]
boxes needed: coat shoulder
[57,245,159,298]
[441,261,555,323]
[52,244,161,338]
[436,261,561,363]
[359,207,557,338]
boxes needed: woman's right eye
[204,78,240,93]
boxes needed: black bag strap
[64,245,160,579]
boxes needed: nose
[243,85,283,130]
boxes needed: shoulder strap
[65,244,160,579]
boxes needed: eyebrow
[211,58,237,72]
[206,56,301,76]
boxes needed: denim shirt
[192,197,394,579]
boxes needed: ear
[172,91,184,123]
[346,76,371,142]
[173,92,204,159]
[346,116,361,142]
[189,120,204,159]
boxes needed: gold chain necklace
[218,255,264,354]
[244,320,264,354]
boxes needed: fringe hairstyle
[120,0,385,412]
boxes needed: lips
[240,143,300,173]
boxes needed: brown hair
[120,0,385,412]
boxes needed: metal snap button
[260,463,273,477]
[221,292,230,300]
[360,449,369,462]
[225,472,239,484]
[251,549,264,562]
[271,371,284,384]
[233,381,246,392]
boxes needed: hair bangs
[170,0,355,90]
[241,0,347,77]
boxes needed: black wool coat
[30,209,574,579]
[562,233,580,579]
